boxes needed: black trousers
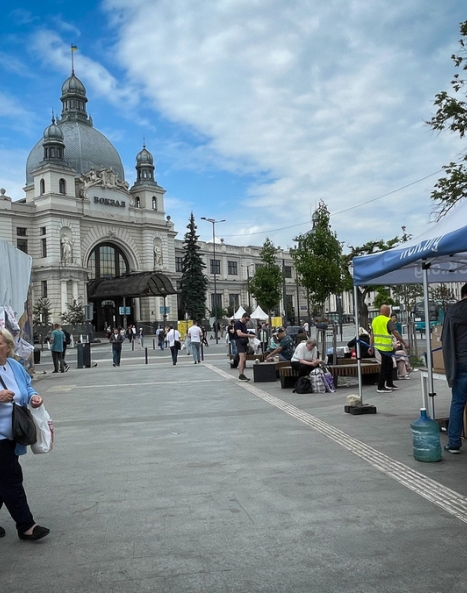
[378,350,394,389]
[0,439,35,534]
[170,345,178,364]
[291,361,312,378]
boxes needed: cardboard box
[431,325,444,373]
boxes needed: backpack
[64,330,71,345]
[292,376,313,394]
[230,354,240,369]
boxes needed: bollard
[200,343,204,361]
[145,347,148,364]
[132,339,135,351]
[153,339,156,350]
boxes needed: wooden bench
[278,366,300,389]
[327,362,380,386]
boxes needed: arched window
[87,243,129,280]
[135,197,140,208]
[152,197,157,210]
[40,179,45,195]
[59,178,66,194]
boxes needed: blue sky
[0,1,466,250]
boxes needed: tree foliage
[428,20,467,219]
[291,201,343,316]
[33,297,52,326]
[61,299,85,325]
[249,238,283,316]
[179,213,207,321]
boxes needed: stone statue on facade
[61,235,73,264]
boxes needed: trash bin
[77,343,91,368]
[33,347,41,365]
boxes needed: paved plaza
[2,338,467,592]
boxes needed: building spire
[71,44,78,74]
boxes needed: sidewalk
[2,343,467,592]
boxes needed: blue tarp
[352,199,467,286]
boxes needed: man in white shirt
[166,325,181,365]
[291,339,322,377]
[188,320,203,364]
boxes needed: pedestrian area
[2,344,467,593]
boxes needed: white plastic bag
[28,404,54,454]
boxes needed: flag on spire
[71,44,78,52]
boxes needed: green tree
[33,297,52,326]
[342,228,411,328]
[291,201,343,317]
[179,213,207,321]
[427,20,467,218]
[61,299,85,325]
[249,238,283,323]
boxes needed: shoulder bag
[0,374,38,446]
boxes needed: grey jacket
[441,298,467,387]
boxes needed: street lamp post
[241,264,255,312]
[201,217,225,344]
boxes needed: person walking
[0,328,50,541]
[188,320,203,364]
[234,312,252,381]
[49,323,66,373]
[228,319,237,357]
[442,283,467,453]
[368,305,408,393]
[156,326,165,350]
[110,327,123,367]
[167,325,181,365]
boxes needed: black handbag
[175,340,181,350]
[0,374,37,446]
[12,403,38,446]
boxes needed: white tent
[232,306,246,319]
[250,305,269,320]
[352,198,467,415]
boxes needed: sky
[0,1,466,252]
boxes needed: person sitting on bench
[290,339,323,377]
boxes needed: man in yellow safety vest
[368,304,408,393]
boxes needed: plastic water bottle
[411,408,442,462]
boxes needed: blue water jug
[411,408,442,462]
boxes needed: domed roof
[61,73,86,97]
[136,146,153,164]
[26,120,124,184]
[43,118,64,142]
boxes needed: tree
[291,201,343,318]
[427,20,467,218]
[249,238,283,322]
[61,299,85,325]
[342,228,411,328]
[179,213,207,321]
[33,297,52,326]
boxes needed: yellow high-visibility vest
[371,315,393,351]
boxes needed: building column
[72,281,79,303]
[61,280,68,313]
[134,297,141,323]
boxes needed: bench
[327,362,381,386]
[278,366,300,389]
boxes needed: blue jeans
[191,342,201,363]
[230,340,237,356]
[448,363,467,448]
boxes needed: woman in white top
[187,321,203,364]
[166,325,181,365]
[291,339,322,377]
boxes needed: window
[17,239,28,254]
[40,179,45,195]
[135,197,141,208]
[41,281,48,298]
[16,228,27,236]
[228,261,238,275]
[59,178,66,194]
[40,227,46,236]
[210,259,220,275]
[152,197,157,210]
[175,257,183,272]
[211,293,222,311]
[41,238,47,258]
[283,266,292,279]
[229,294,239,310]
[87,243,129,280]
[255,263,263,272]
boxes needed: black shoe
[113,363,115,367]
[239,374,250,382]
[387,385,399,390]
[52,371,58,374]
[18,525,50,541]
[0,526,5,538]
[444,444,461,454]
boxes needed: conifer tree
[180,213,207,321]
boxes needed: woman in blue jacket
[0,328,50,541]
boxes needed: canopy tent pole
[353,284,363,403]
[422,262,436,418]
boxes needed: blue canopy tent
[352,198,467,415]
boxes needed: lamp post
[241,264,255,312]
[201,217,225,344]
